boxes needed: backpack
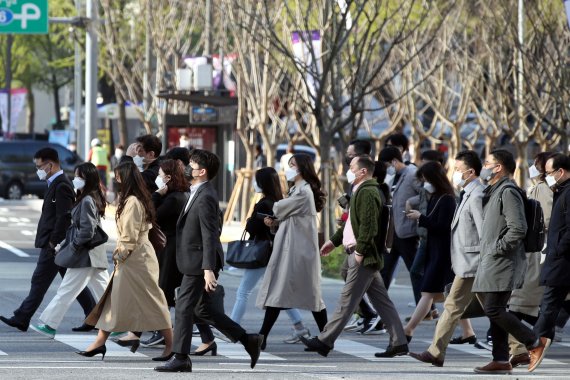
[499,184,545,253]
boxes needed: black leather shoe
[375,344,409,358]
[300,336,332,357]
[243,334,264,369]
[0,316,28,332]
[154,356,192,372]
[71,323,96,332]
[449,335,477,344]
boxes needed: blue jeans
[230,267,302,325]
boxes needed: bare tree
[231,0,456,234]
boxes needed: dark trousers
[381,235,418,290]
[534,285,570,340]
[13,247,95,325]
[173,274,246,355]
[409,238,427,305]
[476,292,537,362]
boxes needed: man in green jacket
[300,155,408,358]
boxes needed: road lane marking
[0,241,30,257]
[0,350,6,356]
[214,339,285,361]
[446,340,565,365]
[332,339,413,362]
[20,230,34,236]
[54,334,147,358]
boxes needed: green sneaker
[109,331,127,338]
[30,324,56,339]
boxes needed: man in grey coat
[471,149,547,374]
[378,147,421,294]
[410,150,484,367]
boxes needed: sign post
[0,0,48,34]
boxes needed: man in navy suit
[155,149,263,373]
[0,147,95,332]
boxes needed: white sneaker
[283,327,311,344]
[359,316,381,334]
[344,314,362,331]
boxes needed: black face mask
[345,156,355,166]
[184,165,194,181]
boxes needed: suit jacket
[35,173,75,249]
[392,165,421,239]
[450,179,485,278]
[540,179,570,287]
[176,181,224,276]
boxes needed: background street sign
[0,0,48,34]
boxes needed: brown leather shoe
[528,337,551,372]
[473,361,512,374]
[509,353,530,368]
[409,351,444,367]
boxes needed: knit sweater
[330,179,383,270]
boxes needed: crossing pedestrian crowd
[1,133,569,375]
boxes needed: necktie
[458,190,465,205]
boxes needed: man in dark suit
[154,149,263,373]
[0,147,95,332]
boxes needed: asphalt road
[0,199,569,379]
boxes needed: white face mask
[155,176,167,189]
[133,155,145,170]
[423,182,436,193]
[37,169,48,181]
[386,165,396,176]
[385,173,395,186]
[528,165,541,179]
[253,180,262,193]
[546,173,558,187]
[115,149,124,159]
[346,170,357,185]
[73,177,86,190]
[285,167,298,182]
[452,170,466,188]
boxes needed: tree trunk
[25,85,35,134]
[117,90,128,146]
[319,127,333,237]
[52,82,62,129]
[513,141,528,187]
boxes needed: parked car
[0,141,81,200]
[274,144,318,172]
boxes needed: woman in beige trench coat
[256,154,328,350]
[79,162,173,361]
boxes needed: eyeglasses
[545,169,559,176]
[35,162,50,170]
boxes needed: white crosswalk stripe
[0,349,7,356]
[54,334,146,358]
[214,339,285,361]
[332,339,412,362]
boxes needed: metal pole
[5,34,13,137]
[517,0,525,144]
[143,2,151,118]
[74,0,83,157]
[205,0,212,56]
[85,0,98,157]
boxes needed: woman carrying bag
[229,167,311,345]
[31,162,110,338]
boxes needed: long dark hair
[416,161,454,197]
[75,162,106,217]
[114,162,155,223]
[290,153,326,212]
[159,159,189,193]
[373,160,391,203]
[255,167,283,202]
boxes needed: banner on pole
[291,30,322,102]
[0,88,27,133]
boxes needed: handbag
[149,222,167,254]
[226,231,272,269]
[86,224,109,249]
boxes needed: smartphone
[257,212,277,220]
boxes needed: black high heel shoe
[189,342,217,356]
[76,345,106,360]
[152,352,174,361]
[116,339,140,353]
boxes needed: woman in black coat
[403,161,456,340]
[141,159,188,348]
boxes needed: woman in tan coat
[79,162,173,361]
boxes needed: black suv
[0,141,81,200]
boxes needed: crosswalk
[0,332,568,367]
